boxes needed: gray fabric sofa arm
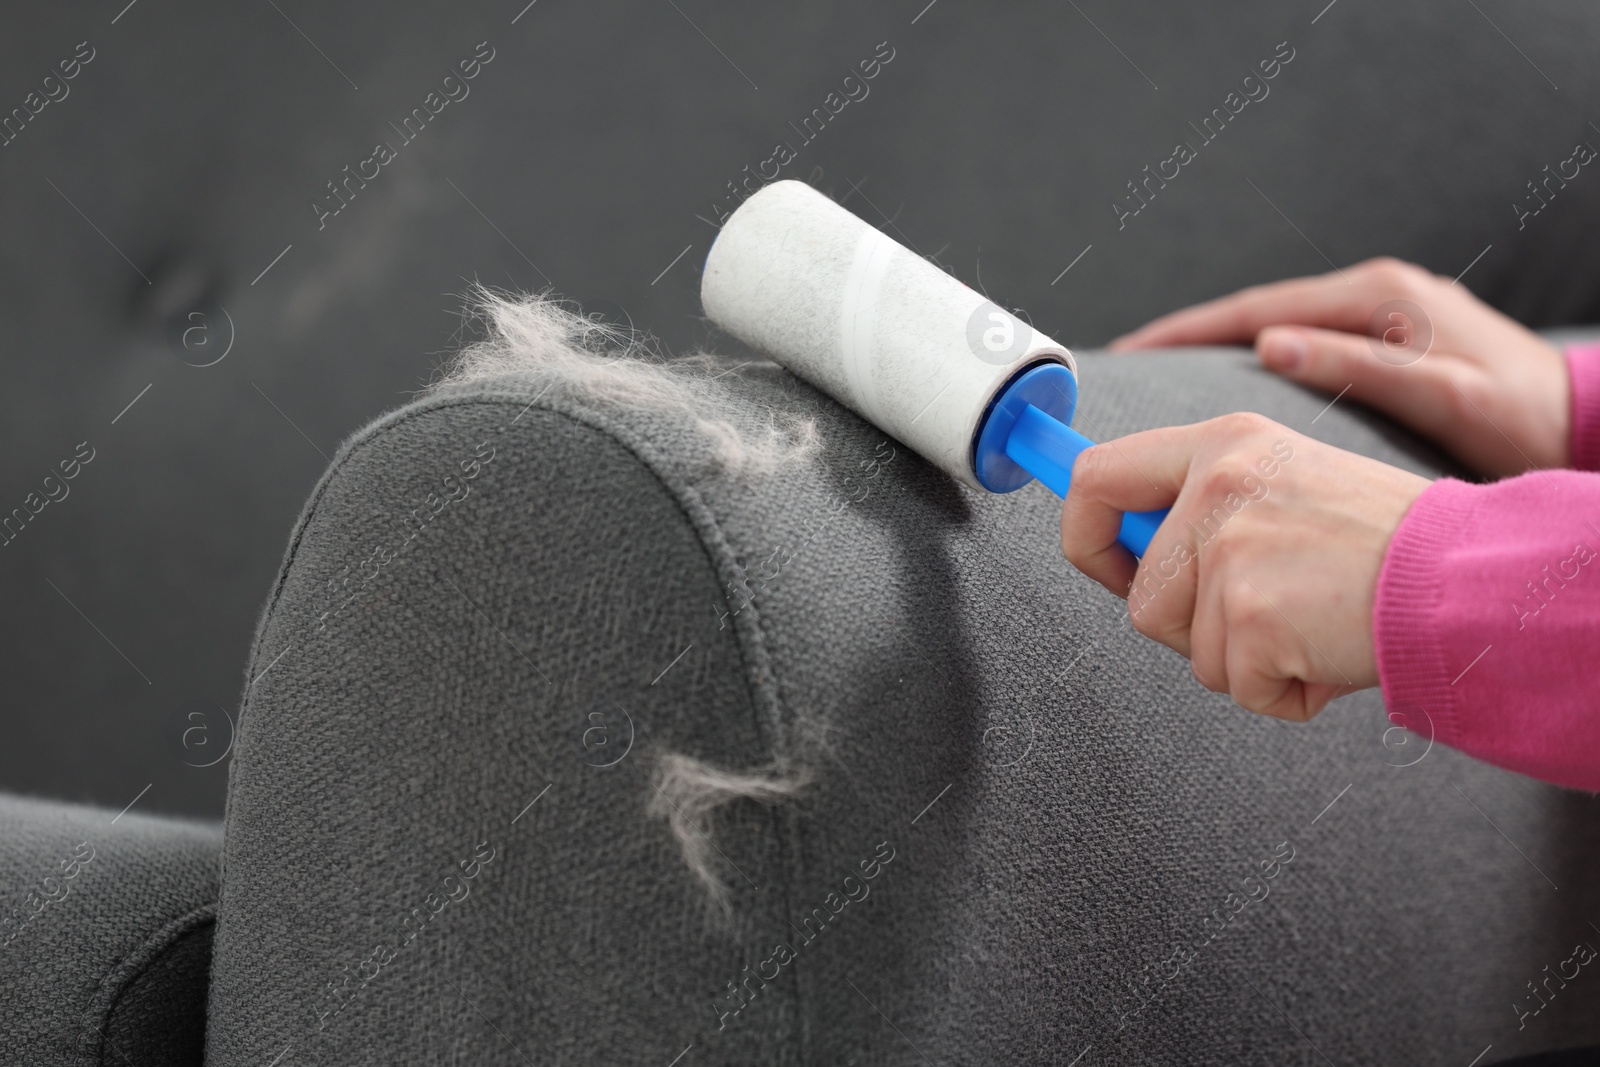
[210,332,1600,1064]
[209,391,800,1065]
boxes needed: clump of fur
[436,290,819,909]
[432,287,818,476]
[647,752,810,915]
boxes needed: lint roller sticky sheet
[699,180,1168,557]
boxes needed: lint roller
[700,180,1167,556]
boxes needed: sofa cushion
[0,793,219,1066]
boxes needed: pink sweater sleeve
[1569,342,1600,471]
[1372,345,1600,791]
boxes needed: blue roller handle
[1003,402,1169,557]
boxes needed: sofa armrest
[212,338,1600,1064]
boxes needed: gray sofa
[8,338,1600,1063]
[6,0,1600,1063]
[10,0,1600,818]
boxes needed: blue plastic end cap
[973,361,1079,493]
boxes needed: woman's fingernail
[1261,334,1308,372]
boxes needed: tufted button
[138,254,235,367]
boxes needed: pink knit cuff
[1371,478,1480,752]
[1566,343,1600,472]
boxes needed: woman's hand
[1061,412,1430,722]
[1109,257,1571,478]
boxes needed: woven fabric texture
[0,794,219,1066]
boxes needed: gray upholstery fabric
[96,907,216,1065]
[0,793,219,1065]
[11,0,1600,819]
[211,348,1600,1065]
